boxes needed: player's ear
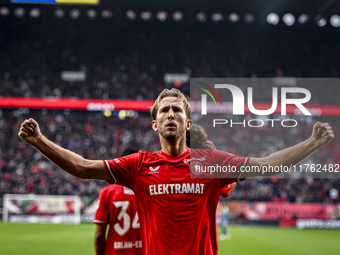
[151,120,158,131]
[186,119,193,131]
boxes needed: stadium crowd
[1,21,340,104]
[1,108,339,209]
[1,18,340,210]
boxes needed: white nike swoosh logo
[149,166,160,171]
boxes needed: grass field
[1,222,340,255]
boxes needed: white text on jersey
[149,183,205,195]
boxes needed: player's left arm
[94,224,107,255]
[246,122,334,177]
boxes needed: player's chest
[133,161,215,196]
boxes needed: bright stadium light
[298,14,309,24]
[87,9,97,19]
[140,11,152,22]
[212,13,223,22]
[0,7,10,17]
[196,12,207,23]
[54,8,65,18]
[126,10,136,20]
[29,8,41,18]
[14,7,25,18]
[70,9,81,19]
[244,13,255,23]
[282,13,295,26]
[267,13,279,25]
[172,11,183,21]
[229,13,239,22]
[101,10,112,19]
[330,15,340,27]
[315,15,327,27]
[156,11,168,22]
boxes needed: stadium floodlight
[315,15,327,27]
[70,9,81,19]
[156,11,167,22]
[29,8,41,18]
[101,10,112,19]
[14,7,25,18]
[330,15,340,27]
[126,10,136,20]
[212,13,223,22]
[298,14,309,24]
[267,13,279,25]
[282,13,295,26]
[140,11,152,22]
[244,13,255,23]
[172,11,183,21]
[54,8,65,18]
[87,9,97,19]
[229,13,239,22]
[0,7,10,17]
[196,12,207,23]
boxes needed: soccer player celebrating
[94,148,142,255]
[18,88,334,255]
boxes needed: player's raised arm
[247,122,334,177]
[18,118,110,181]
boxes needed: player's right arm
[94,224,107,255]
[18,118,111,181]
[246,122,334,177]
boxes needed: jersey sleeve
[211,148,250,182]
[93,187,109,225]
[220,183,236,198]
[103,152,140,189]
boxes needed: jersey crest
[190,161,203,175]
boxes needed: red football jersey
[103,148,249,255]
[94,185,143,255]
[221,183,236,198]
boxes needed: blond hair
[150,88,191,120]
[186,124,208,149]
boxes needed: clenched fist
[311,122,335,148]
[18,118,42,146]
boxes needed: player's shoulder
[140,150,164,161]
[126,150,157,160]
[190,147,234,157]
[101,184,124,194]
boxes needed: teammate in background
[219,201,231,241]
[18,88,334,255]
[187,123,237,197]
[219,183,236,241]
[94,148,142,255]
[187,123,236,241]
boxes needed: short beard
[159,129,185,141]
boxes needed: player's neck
[160,135,188,157]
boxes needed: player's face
[152,97,191,141]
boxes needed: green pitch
[1,222,340,255]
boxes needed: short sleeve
[103,152,140,189]
[220,183,236,197]
[210,148,250,181]
[93,188,109,225]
